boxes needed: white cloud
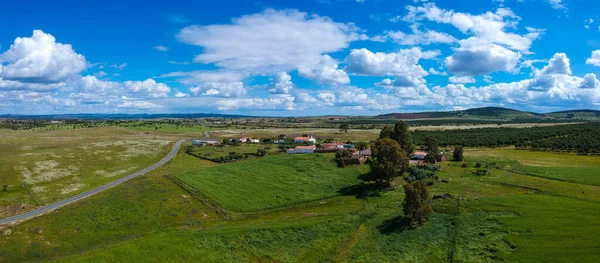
[118,101,162,109]
[580,73,600,89]
[404,3,538,52]
[586,50,600,66]
[445,38,521,76]
[174,89,189,97]
[385,26,458,45]
[449,76,476,83]
[190,81,245,97]
[110,63,127,70]
[216,94,295,111]
[345,47,437,80]
[124,79,171,98]
[294,92,317,103]
[177,9,365,75]
[268,72,294,94]
[298,55,350,85]
[548,0,565,10]
[154,45,169,52]
[537,53,571,75]
[0,30,86,84]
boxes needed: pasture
[0,125,599,262]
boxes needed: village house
[410,151,428,160]
[294,136,317,144]
[239,137,249,143]
[192,140,219,146]
[286,145,317,154]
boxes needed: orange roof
[295,136,311,140]
[296,146,316,149]
[412,151,427,155]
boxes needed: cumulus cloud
[267,72,294,94]
[118,101,162,109]
[298,55,350,85]
[445,39,521,76]
[580,73,600,89]
[586,50,600,66]
[124,79,171,98]
[216,94,295,111]
[0,30,87,84]
[344,47,438,87]
[177,9,365,74]
[190,81,245,97]
[385,26,458,45]
[537,53,571,75]
[449,76,476,83]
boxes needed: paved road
[0,139,186,225]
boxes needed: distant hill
[0,113,256,120]
[375,107,548,120]
[546,109,600,120]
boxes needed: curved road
[0,139,186,225]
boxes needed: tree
[402,180,432,225]
[335,149,352,168]
[391,121,414,156]
[379,126,393,139]
[339,123,350,133]
[222,138,230,145]
[356,141,369,151]
[2,185,6,192]
[453,146,464,162]
[368,138,409,188]
[278,134,287,139]
[424,136,439,164]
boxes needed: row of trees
[412,123,600,153]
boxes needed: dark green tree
[453,146,464,162]
[391,120,414,156]
[379,126,393,139]
[402,180,432,225]
[424,136,439,164]
[339,123,350,133]
[222,138,230,145]
[368,138,409,188]
[356,141,369,151]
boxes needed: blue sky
[1,0,600,116]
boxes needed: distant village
[192,134,444,165]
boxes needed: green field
[177,154,369,212]
[1,129,600,262]
[0,128,174,218]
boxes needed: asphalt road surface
[0,139,185,225]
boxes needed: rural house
[294,136,317,144]
[287,145,317,154]
[410,151,427,160]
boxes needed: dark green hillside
[547,109,600,120]
[375,107,549,120]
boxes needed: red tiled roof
[412,151,427,155]
[296,146,316,150]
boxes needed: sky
[1,0,600,116]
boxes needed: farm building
[321,141,344,150]
[294,136,317,144]
[287,145,317,154]
[250,139,260,143]
[192,140,219,146]
[410,151,427,160]
[239,137,249,143]
[359,149,372,156]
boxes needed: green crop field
[177,153,369,212]
[1,129,600,262]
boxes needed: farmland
[0,120,600,262]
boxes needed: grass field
[0,128,174,218]
[177,154,369,212]
[1,132,600,262]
